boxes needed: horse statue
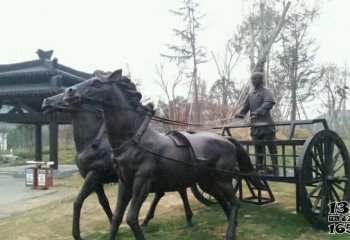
[63,69,253,240]
[41,92,195,240]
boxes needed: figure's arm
[235,96,250,118]
[255,89,275,116]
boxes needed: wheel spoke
[329,185,335,203]
[310,151,325,174]
[332,162,344,175]
[330,151,341,173]
[312,186,324,213]
[336,177,349,182]
[330,185,341,202]
[307,182,323,199]
[333,182,345,192]
[315,143,325,165]
[324,140,335,172]
[309,177,322,184]
[319,186,327,217]
[307,165,322,177]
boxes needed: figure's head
[250,72,264,89]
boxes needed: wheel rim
[298,130,350,230]
[191,179,239,206]
[191,184,218,205]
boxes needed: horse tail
[224,137,253,172]
[225,137,265,190]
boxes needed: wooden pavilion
[0,49,92,169]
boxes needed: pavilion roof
[0,49,92,99]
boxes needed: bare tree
[276,4,319,120]
[209,39,242,119]
[319,64,349,133]
[124,64,150,103]
[155,63,184,125]
[162,0,207,124]
[235,0,291,110]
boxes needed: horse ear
[108,69,122,80]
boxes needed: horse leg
[72,171,98,240]
[198,181,231,219]
[226,198,240,240]
[199,179,239,240]
[126,176,151,240]
[215,180,240,240]
[178,188,194,227]
[141,192,164,227]
[95,183,113,223]
[108,181,132,240]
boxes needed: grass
[0,146,76,168]
[42,146,76,164]
[0,176,348,240]
[0,134,349,239]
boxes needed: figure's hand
[250,111,257,117]
[235,113,245,119]
[255,109,266,116]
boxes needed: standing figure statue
[235,72,278,175]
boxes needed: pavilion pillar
[49,112,58,169]
[35,123,42,161]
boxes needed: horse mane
[115,76,142,109]
[93,70,142,110]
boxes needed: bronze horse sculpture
[42,92,195,240]
[42,93,115,240]
[64,69,252,240]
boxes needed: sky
[0,0,349,114]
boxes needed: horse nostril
[68,88,74,96]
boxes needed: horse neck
[103,105,143,148]
[71,110,102,152]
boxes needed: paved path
[0,165,79,218]
[0,164,79,178]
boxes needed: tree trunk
[235,1,291,114]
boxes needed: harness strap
[132,104,155,143]
[91,122,106,149]
[111,103,155,155]
[134,144,256,178]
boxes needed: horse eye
[92,79,102,88]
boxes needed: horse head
[64,69,142,112]
[64,69,147,151]
[43,91,104,133]
[42,93,70,114]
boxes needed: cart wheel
[191,184,218,205]
[297,129,350,230]
[191,179,240,206]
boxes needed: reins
[106,105,258,179]
[81,96,214,128]
[65,97,265,180]
[134,144,257,178]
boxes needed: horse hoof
[187,223,194,227]
[141,222,148,228]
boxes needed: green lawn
[1,176,346,240]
